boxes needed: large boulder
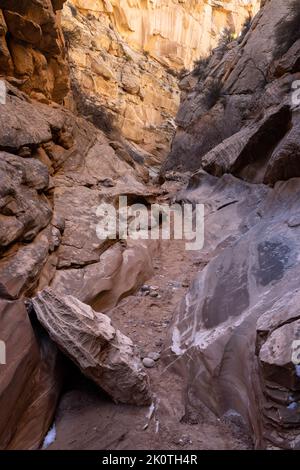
[32,289,152,405]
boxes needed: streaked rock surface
[32,289,152,405]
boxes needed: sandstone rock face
[3,0,298,453]
[0,0,69,103]
[164,0,300,185]
[0,83,157,308]
[32,289,152,405]
[70,0,261,69]
[62,0,260,162]
[62,1,180,163]
[0,298,61,450]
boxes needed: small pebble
[288,215,300,228]
[143,357,155,368]
[147,352,160,361]
[150,291,158,298]
[141,284,151,292]
[100,178,115,188]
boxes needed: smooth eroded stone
[142,358,155,368]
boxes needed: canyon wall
[62,0,260,162]
[70,0,261,69]
[163,0,300,183]
[165,0,300,449]
[0,0,157,449]
[5,0,300,452]
[62,1,179,163]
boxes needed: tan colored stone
[71,0,260,69]
[62,0,258,162]
[0,0,69,102]
[91,58,115,80]
[121,71,140,95]
[3,11,42,45]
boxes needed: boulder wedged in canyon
[2,0,300,452]
[32,288,152,405]
[0,298,61,450]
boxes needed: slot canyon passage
[2,0,300,451]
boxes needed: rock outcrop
[165,0,300,449]
[163,0,300,185]
[4,0,300,453]
[0,0,69,103]
[32,289,152,405]
[166,171,300,448]
[0,83,157,307]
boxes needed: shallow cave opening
[120,194,152,207]
[59,355,111,402]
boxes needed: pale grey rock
[147,352,160,362]
[142,358,155,368]
[32,289,152,405]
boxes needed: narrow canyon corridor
[50,234,251,450]
[1,0,300,455]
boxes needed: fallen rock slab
[32,289,152,405]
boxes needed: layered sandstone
[164,0,300,183]
[70,0,261,69]
[5,0,300,453]
[62,0,260,162]
[0,298,61,450]
[0,0,69,103]
[0,80,157,448]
